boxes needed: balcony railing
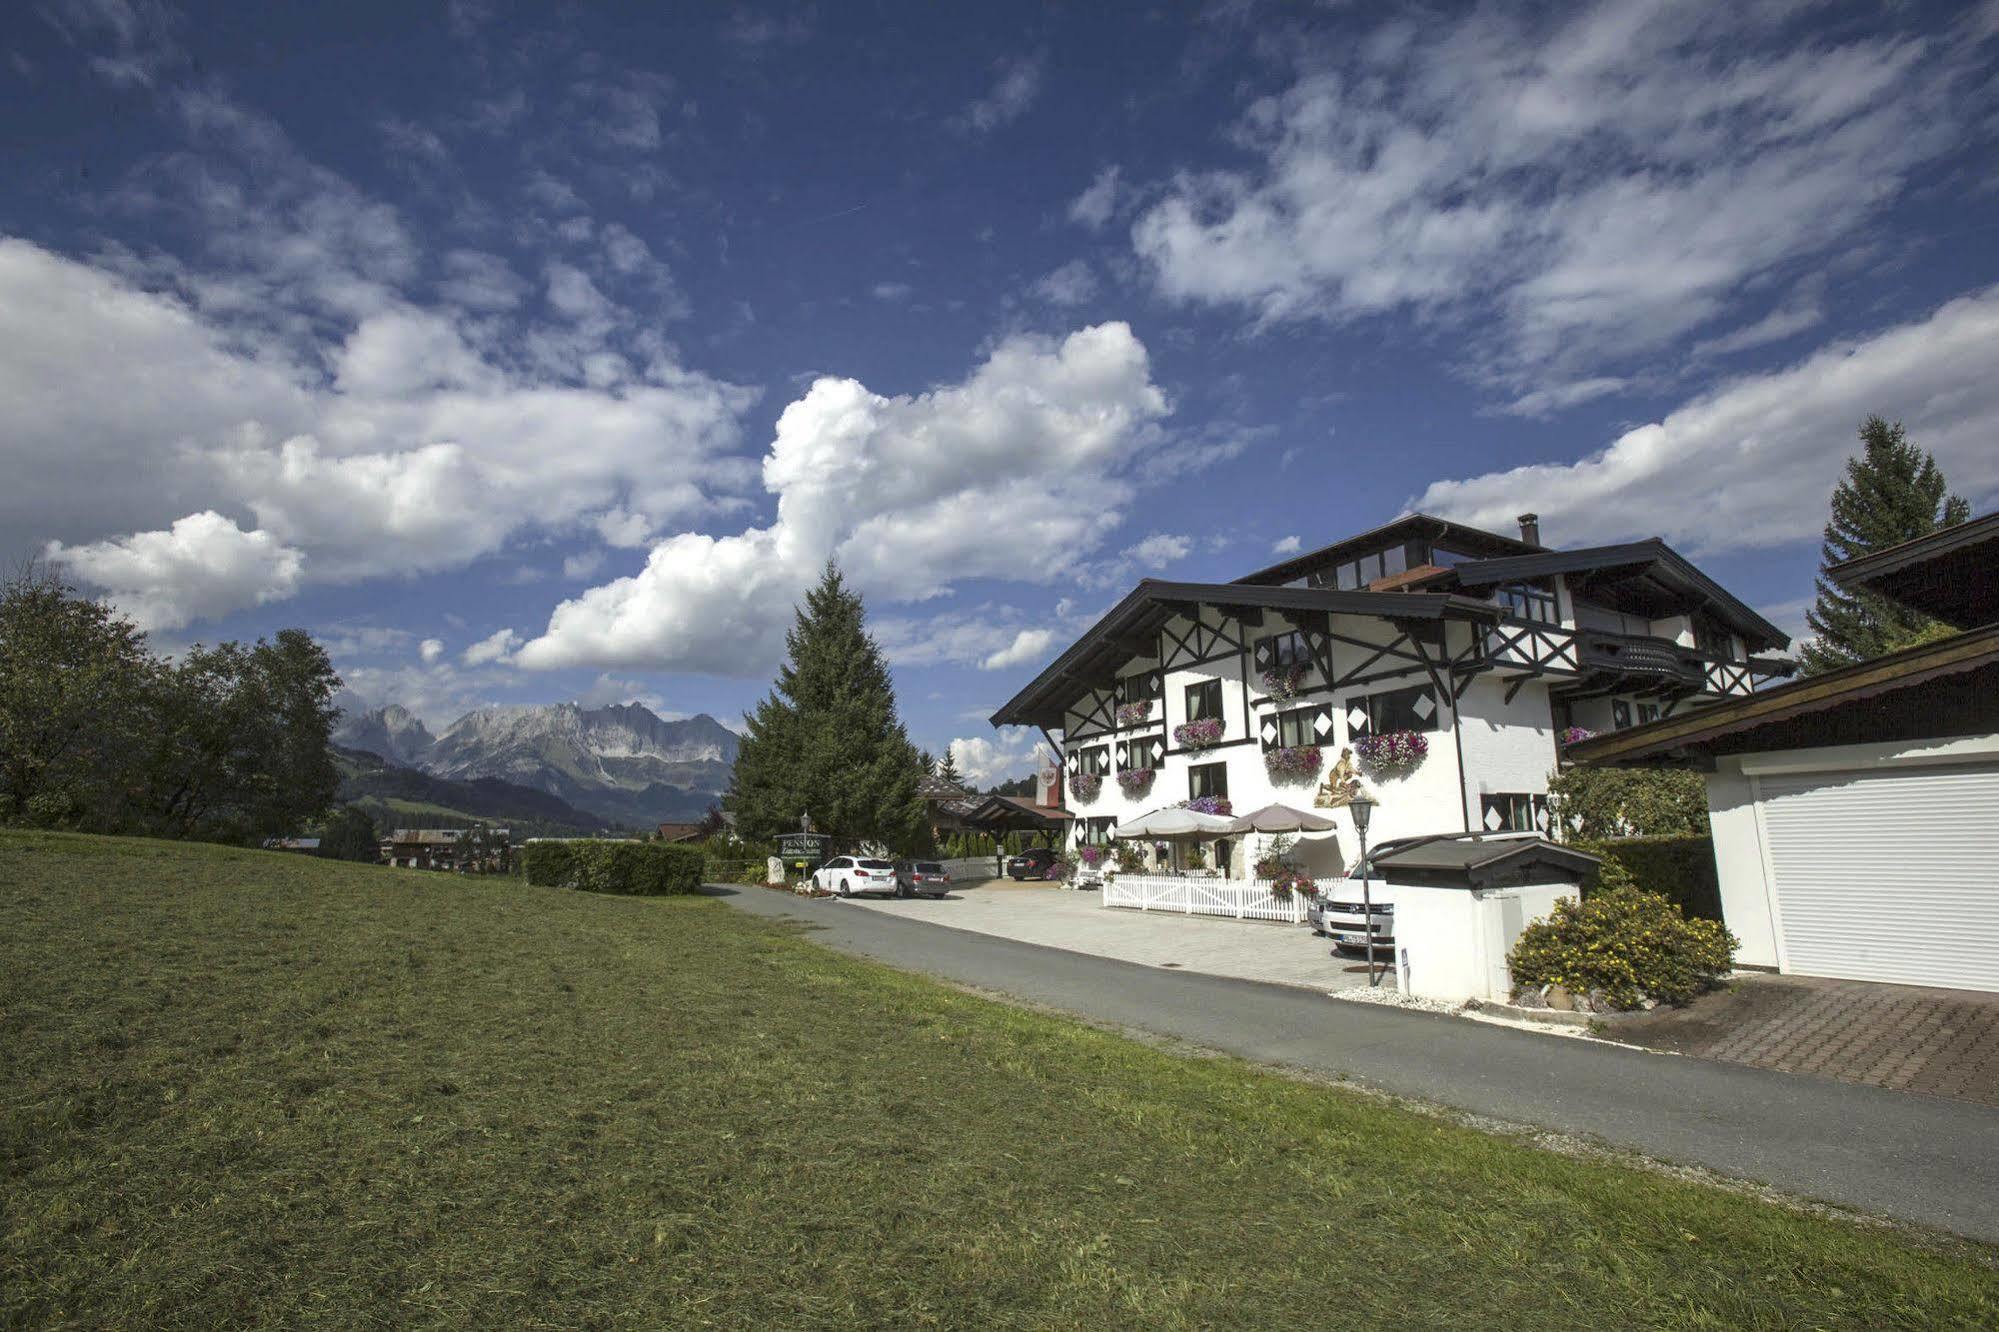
[1574,630,1709,687]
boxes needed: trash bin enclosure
[1368,836,1600,1004]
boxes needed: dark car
[894,860,952,898]
[1006,847,1061,881]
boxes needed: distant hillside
[332,746,613,838]
[335,701,736,825]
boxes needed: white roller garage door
[1758,762,1999,992]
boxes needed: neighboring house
[991,513,1793,879]
[381,827,513,871]
[262,837,321,853]
[654,822,706,843]
[1569,511,1999,993]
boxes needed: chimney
[1517,512,1541,546]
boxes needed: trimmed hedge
[1576,836,1723,923]
[520,840,703,895]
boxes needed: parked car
[1311,832,1538,952]
[812,855,899,897]
[1006,847,1062,881]
[895,860,952,898]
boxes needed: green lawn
[3,831,1994,1329]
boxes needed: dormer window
[1497,581,1559,625]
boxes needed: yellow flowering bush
[1508,886,1735,1010]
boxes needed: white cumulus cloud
[980,629,1055,672]
[948,728,1047,786]
[46,510,303,632]
[419,637,445,663]
[462,627,522,666]
[1414,286,1999,554]
[515,322,1173,676]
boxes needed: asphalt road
[714,885,1999,1243]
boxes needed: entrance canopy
[960,795,1073,839]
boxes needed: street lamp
[1348,791,1381,987]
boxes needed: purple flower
[1070,771,1103,803]
[1180,795,1233,816]
[1116,700,1153,727]
[1264,744,1323,783]
[1174,718,1224,749]
[1117,767,1155,795]
[1261,662,1307,700]
[1354,729,1428,775]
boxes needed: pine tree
[937,748,962,787]
[725,564,929,850]
[1799,416,1969,675]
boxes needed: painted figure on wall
[1314,747,1359,808]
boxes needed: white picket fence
[1100,873,1332,924]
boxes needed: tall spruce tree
[1799,416,1969,675]
[937,747,962,787]
[726,564,929,849]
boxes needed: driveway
[1606,973,1999,1109]
[712,884,1999,1241]
[848,880,1379,992]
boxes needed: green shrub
[1509,887,1736,1011]
[569,840,704,896]
[520,840,578,888]
[1576,836,1723,922]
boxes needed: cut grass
[2,830,1995,1329]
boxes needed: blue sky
[6,0,1999,782]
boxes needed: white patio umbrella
[1113,806,1239,839]
[1224,803,1340,835]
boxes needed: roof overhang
[989,579,1502,730]
[1828,511,1999,629]
[1232,513,1541,587]
[961,796,1073,830]
[1565,623,1999,768]
[1370,834,1600,888]
[1449,539,1788,651]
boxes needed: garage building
[1569,512,1999,993]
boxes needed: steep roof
[1565,623,1999,768]
[1369,833,1600,887]
[989,579,1501,730]
[1448,539,1788,651]
[1828,510,1999,629]
[1233,513,1541,587]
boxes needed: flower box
[1558,726,1595,747]
[1355,729,1428,776]
[1180,795,1232,816]
[1173,717,1224,749]
[1116,700,1153,727]
[1116,767,1155,796]
[1078,845,1108,868]
[1264,744,1323,783]
[1261,662,1307,701]
[1070,771,1103,803]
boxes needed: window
[1189,762,1228,802]
[1275,709,1316,749]
[1612,699,1633,729]
[1349,684,1443,734]
[1481,793,1548,834]
[1121,669,1160,703]
[1693,614,1736,659]
[1260,631,1307,669]
[1636,702,1660,725]
[1497,581,1559,625]
[1185,678,1223,722]
[1077,745,1110,776]
[1078,816,1115,847]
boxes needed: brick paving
[1609,974,1999,1108]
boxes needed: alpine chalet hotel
[991,515,1794,877]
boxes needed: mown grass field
[3,831,1996,1329]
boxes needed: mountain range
[333,701,739,826]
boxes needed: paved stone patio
[1608,973,1999,1108]
[846,879,1387,992]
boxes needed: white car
[812,855,899,898]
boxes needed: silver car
[894,860,952,898]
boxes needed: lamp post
[1348,792,1380,987]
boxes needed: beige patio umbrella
[1224,803,1340,835]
